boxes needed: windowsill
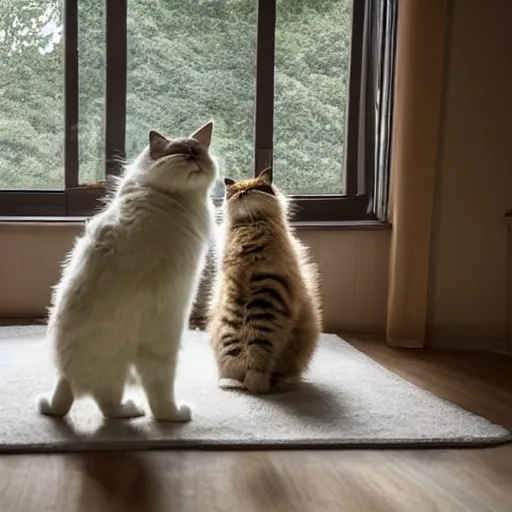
[293,220,390,231]
[0,216,391,231]
[0,216,90,224]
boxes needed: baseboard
[0,318,43,326]
[428,337,508,352]
[2,319,509,354]
[493,348,512,356]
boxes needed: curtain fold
[364,0,398,221]
[358,0,397,218]
[386,0,448,347]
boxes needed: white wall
[428,0,512,350]
[0,224,391,335]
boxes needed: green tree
[0,0,63,189]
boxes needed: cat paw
[218,378,246,390]
[244,371,271,394]
[37,393,70,417]
[102,399,145,419]
[152,403,192,422]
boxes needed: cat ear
[224,178,236,187]
[148,130,169,159]
[259,167,273,185]
[190,121,213,149]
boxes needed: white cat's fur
[37,122,217,421]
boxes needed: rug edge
[0,433,510,455]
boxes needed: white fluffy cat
[37,121,217,421]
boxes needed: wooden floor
[1,338,511,512]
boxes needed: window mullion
[254,0,276,176]
[105,0,128,178]
[344,0,366,197]
[64,0,79,191]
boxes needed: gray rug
[0,326,509,453]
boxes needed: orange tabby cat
[209,168,322,393]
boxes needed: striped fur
[208,168,322,394]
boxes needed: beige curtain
[386,0,448,347]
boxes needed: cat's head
[223,168,287,223]
[132,121,217,194]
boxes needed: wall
[0,223,390,335]
[428,0,512,350]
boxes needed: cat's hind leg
[273,301,320,382]
[94,389,145,419]
[211,319,246,388]
[93,371,145,419]
[135,330,191,422]
[241,319,295,395]
[37,375,74,416]
[216,342,246,390]
[243,333,276,395]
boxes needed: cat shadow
[42,415,90,445]
[72,450,165,512]
[44,418,180,511]
[231,453,295,511]
[256,380,351,422]
[94,415,191,446]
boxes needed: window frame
[0,0,392,223]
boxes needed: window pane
[126,0,257,195]
[273,0,353,195]
[78,1,106,185]
[0,1,64,189]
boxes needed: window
[273,0,352,195]
[0,0,396,222]
[125,0,257,182]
